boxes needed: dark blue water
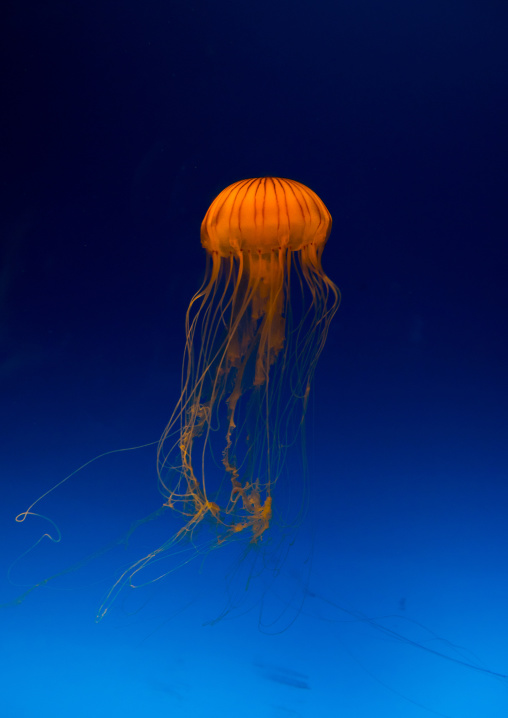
[2,2,507,716]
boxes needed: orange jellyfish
[156,176,339,548]
[11,177,339,620]
[97,178,339,617]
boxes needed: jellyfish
[154,178,339,545]
[11,177,339,620]
[91,177,340,617]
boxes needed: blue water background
[1,1,507,716]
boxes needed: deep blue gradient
[1,1,507,716]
